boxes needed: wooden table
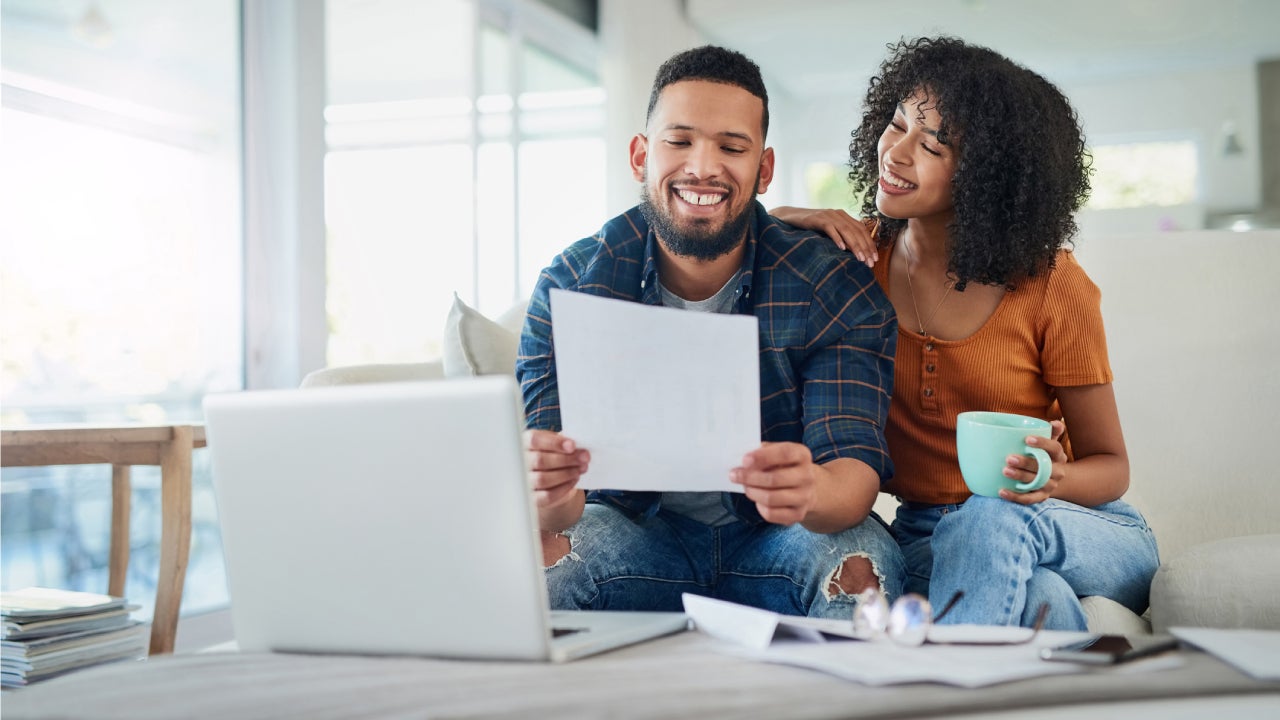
[0,424,206,655]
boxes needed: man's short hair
[645,45,770,138]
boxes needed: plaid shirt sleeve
[750,219,897,482]
[518,235,608,431]
[517,210,651,432]
[800,252,897,479]
[518,258,569,432]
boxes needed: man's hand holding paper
[526,428,588,501]
[733,442,819,526]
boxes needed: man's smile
[674,186,728,207]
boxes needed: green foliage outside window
[805,162,869,215]
[1086,141,1198,209]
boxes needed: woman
[774,36,1158,630]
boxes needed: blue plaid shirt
[517,202,896,523]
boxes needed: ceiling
[683,0,1280,100]
[6,0,1278,122]
[1,0,238,113]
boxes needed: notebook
[202,376,688,662]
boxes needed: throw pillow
[442,293,520,377]
[495,298,530,336]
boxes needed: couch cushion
[1081,595,1152,635]
[442,293,522,377]
[300,361,444,387]
[495,298,530,336]
[1150,533,1280,633]
[1073,231,1280,561]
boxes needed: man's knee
[541,531,571,568]
[826,553,881,597]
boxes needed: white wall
[768,91,861,208]
[1068,63,1262,214]
[598,0,704,217]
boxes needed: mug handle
[1014,446,1052,492]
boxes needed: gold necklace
[901,237,953,336]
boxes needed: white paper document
[682,593,1087,687]
[549,289,760,492]
[1172,626,1280,680]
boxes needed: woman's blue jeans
[893,496,1160,631]
[545,502,906,619]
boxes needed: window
[1086,141,1199,209]
[324,0,604,365]
[1,0,601,628]
[802,161,865,215]
[514,39,606,299]
[0,0,242,618]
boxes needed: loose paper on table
[681,593,1092,688]
[549,289,760,492]
[1172,627,1280,680]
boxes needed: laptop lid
[204,376,560,660]
[205,377,687,661]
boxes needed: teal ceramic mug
[956,411,1052,497]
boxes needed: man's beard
[639,177,757,262]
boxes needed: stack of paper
[1,587,147,688]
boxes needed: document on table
[1172,627,1280,679]
[549,289,760,492]
[681,593,1089,688]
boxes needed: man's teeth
[676,189,726,206]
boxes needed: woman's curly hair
[848,36,1091,289]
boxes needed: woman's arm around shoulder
[771,206,880,268]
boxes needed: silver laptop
[203,376,688,662]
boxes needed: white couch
[302,230,1280,634]
[1072,229,1280,632]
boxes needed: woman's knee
[1025,568,1087,631]
[935,496,1032,543]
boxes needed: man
[517,46,903,618]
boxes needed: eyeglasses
[851,588,1049,647]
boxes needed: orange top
[874,241,1113,504]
